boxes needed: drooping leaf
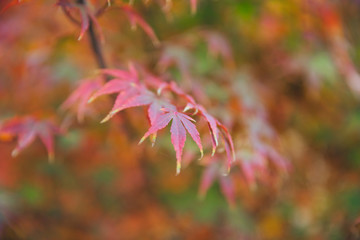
[120,4,160,46]
[56,0,104,42]
[78,6,89,41]
[184,103,233,164]
[219,123,236,172]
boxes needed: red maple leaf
[0,116,61,161]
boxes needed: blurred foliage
[1,0,360,239]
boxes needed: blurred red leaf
[0,116,61,161]
[61,78,102,122]
[120,4,160,46]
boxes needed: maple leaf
[0,116,61,161]
[57,0,104,41]
[199,159,235,206]
[89,66,176,126]
[184,103,235,172]
[101,87,155,122]
[61,78,102,122]
[88,66,233,175]
[160,81,196,105]
[139,110,203,175]
[120,4,160,46]
[88,71,150,122]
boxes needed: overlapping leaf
[61,78,102,122]
[120,4,160,46]
[184,102,235,171]
[69,64,235,175]
[56,0,104,41]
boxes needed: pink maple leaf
[184,103,235,172]
[61,78,102,122]
[0,116,61,161]
[56,0,104,41]
[140,110,203,175]
[120,4,160,46]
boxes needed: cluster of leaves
[4,0,360,238]
[0,0,290,206]
[61,63,235,176]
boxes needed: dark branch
[62,0,108,70]
[87,20,107,69]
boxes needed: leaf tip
[199,148,204,160]
[138,136,146,145]
[152,38,161,47]
[48,152,55,163]
[150,133,157,147]
[176,161,181,175]
[87,96,95,103]
[77,34,84,41]
[11,149,19,157]
[211,147,216,156]
[100,114,112,123]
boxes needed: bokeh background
[1,0,360,239]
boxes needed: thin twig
[61,0,108,69]
[61,6,81,26]
[95,0,113,17]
